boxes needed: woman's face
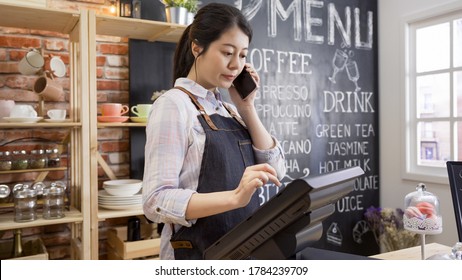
[188,26,249,91]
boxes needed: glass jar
[29,149,47,169]
[11,150,28,170]
[42,182,66,219]
[46,148,60,167]
[0,184,11,199]
[13,185,37,222]
[0,151,12,171]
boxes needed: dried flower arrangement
[364,206,420,252]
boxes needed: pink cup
[101,103,129,116]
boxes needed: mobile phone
[233,69,257,100]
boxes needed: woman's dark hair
[173,3,253,82]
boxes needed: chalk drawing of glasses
[328,48,361,92]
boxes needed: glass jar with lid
[11,150,28,170]
[29,149,47,169]
[0,151,12,171]
[42,181,66,219]
[13,184,37,222]
[46,148,60,167]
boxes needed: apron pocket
[238,139,254,167]
[170,226,202,259]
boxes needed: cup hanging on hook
[18,48,44,75]
[47,55,66,78]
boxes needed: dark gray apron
[170,87,260,259]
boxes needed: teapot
[9,104,37,118]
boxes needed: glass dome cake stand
[403,183,443,259]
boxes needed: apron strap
[222,103,247,129]
[174,86,218,131]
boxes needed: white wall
[379,0,459,246]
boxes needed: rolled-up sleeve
[144,186,196,226]
[253,136,286,180]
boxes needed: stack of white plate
[98,179,142,210]
[98,190,142,210]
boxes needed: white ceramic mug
[18,49,44,75]
[47,109,66,120]
[0,100,15,118]
[33,74,63,101]
[45,56,66,78]
[9,104,37,118]
[131,104,152,117]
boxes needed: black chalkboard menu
[129,0,379,256]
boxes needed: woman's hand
[232,163,281,208]
[185,163,282,220]
[228,63,260,108]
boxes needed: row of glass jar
[2,182,67,222]
[0,148,61,171]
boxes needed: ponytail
[173,25,194,84]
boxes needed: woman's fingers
[246,164,281,187]
[244,63,260,84]
[247,163,278,178]
[254,177,264,187]
[246,163,276,174]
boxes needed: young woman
[142,3,286,260]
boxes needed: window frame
[401,2,462,184]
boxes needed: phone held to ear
[233,69,257,100]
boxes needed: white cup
[10,105,37,118]
[47,109,66,120]
[131,104,152,118]
[18,49,44,75]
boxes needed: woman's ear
[191,40,203,58]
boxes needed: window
[405,6,462,182]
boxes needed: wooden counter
[371,243,452,260]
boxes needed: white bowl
[103,179,141,187]
[103,179,142,196]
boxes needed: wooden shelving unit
[0,3,183,260]
[88,11,185,259]
[0,3,91,259]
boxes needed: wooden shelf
[0,3,79,34]
[97,122,146,128]
[94,14,186,42]
[0,167,67,175]
[0,122,81,128]
[97,206,143,220]
[0,207,83,231]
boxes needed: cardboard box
[0,238,48,260]
[106,224,160,260]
